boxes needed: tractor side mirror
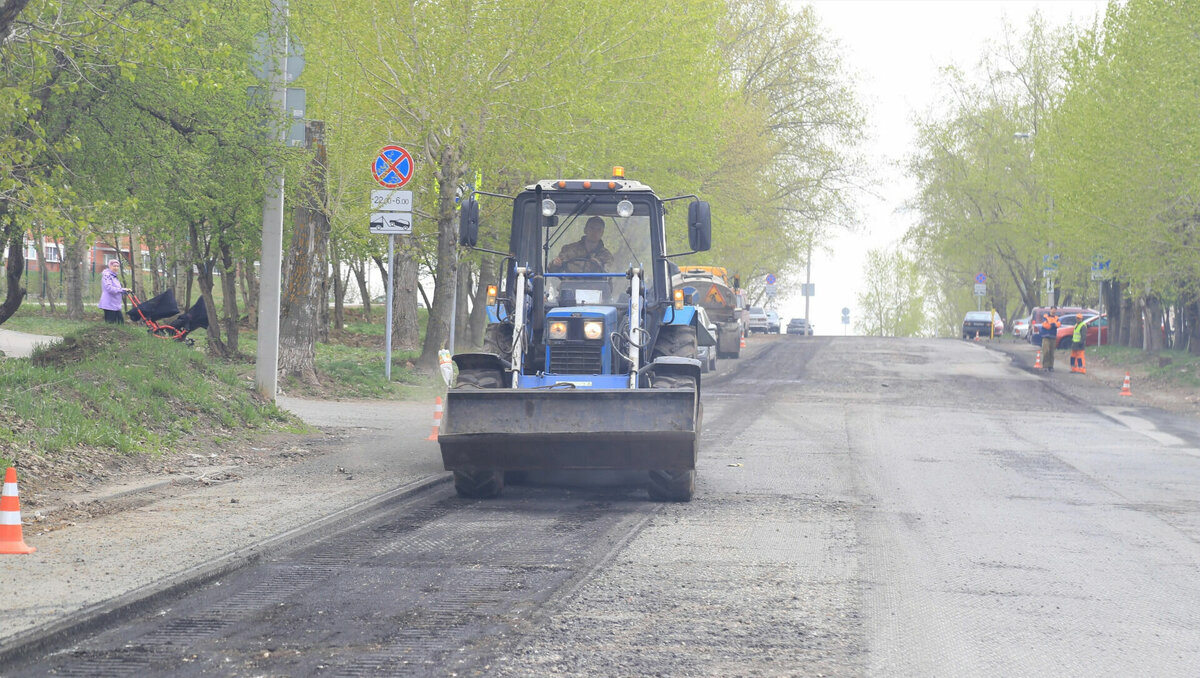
[458,197,479,247]
[688,201,712,252]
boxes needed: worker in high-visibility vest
[1040,308,1060,372]
[1070,315,1094,374]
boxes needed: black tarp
[171,297,209,332]
[128,288,180,322]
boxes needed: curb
[0,472,449,668]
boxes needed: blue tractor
[441,168,715,501]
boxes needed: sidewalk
[0,396,446,662]
[0,329,60,359]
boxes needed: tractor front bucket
[438,388,698,472]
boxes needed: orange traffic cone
[1119,372,1132,397]
[974,332,980,342]
[426,396,444,440]
[1,467,35,554]
[1033,350,1042,369]
[740,335,746,349]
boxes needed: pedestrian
[98,259,130,324]
[1070,314,1088,373]
[1040,307,1060,372]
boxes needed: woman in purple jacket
[98,259,129,323]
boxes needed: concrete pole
[254,0,287,402]
[803,241,812,323]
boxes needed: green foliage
[0,325,292,461]
[855,247,928,337]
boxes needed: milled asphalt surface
[0,393,445,660]
[4,332,1200,676]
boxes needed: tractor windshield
[519,194,657,306]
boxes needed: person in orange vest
[1040,307,1061,372]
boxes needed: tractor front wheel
[647,325,698,501]
[451,368,506,498]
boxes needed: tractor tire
[648,325,698,501]
[451,367,505,498]
[482,323,512,355]
[455,367,503,389]
[647,469,695,502]
[651,325,698,388]
[453,469,505,498]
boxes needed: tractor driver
[548,216,614,273]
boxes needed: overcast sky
[777,0,1108,334]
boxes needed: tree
[856,247,927,337]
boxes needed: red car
[1055,314,1108,348]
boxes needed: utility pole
[804,240,812,324]
[255,0,287,402]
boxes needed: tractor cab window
[532,195,655,306]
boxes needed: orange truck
[673,265,745,359]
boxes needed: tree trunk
[1144,295,1164,352]
[419,143,466,366]
[351,258,371,322]
[218,238,240,354]
[0,207,27,326]
[126,223,140,300]
[329,235,344,332]
[64,234,85,319]
[240,256,259,330]
[391,236,421,351]
[1185,299,1200,355]
[455,259,473,352]
[277,121,330,385]
[468,255,495,347]
[189,221,228,357]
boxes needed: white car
[1012,315,1032,339]
[746,307,769,333]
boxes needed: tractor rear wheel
[453,469,505,499]
[451,367,505,498]
[648,325,698,501]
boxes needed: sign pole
[385,234,394,381]
[254,0,287,403]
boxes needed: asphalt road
[9,335,1200,676]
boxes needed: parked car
[1012,315,1032,339]
[766,310,781,334]
[786,318,814,335]
[747,306,769,333]
[1055,313,1108,348]
[1029,306,1097,344]
[961,311,1004,339]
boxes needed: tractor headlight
[616,199,634,218]
[548,321,568,340]
[541,198,557,217]
[673,288,685,310]
[583,320,604,340]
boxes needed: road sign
[975,273,986,284]
[841,307,850,325]
[801,283,815,297]
[250,33,305,83]
[765,285,777,298]
[372,145,414,189]
[765,273,776,285]
[370,212,413,235]
[1091,256,1111,281]
[974,283,986,296]
[371,190,413,211]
